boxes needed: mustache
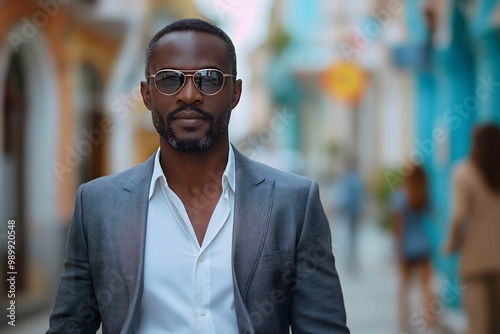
[166,105,214,123]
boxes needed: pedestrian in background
[337,156,364,272]
[445,123,500,334]
[391,164,436,333]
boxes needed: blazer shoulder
[83,153,155,191]
[236,150,314,188]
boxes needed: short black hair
[144,18,237,80]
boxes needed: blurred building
[241,0,500,316]
[0,0,202,319]
[240,0,415,185]
[401,0,500,292]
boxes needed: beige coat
[447,160,500,278]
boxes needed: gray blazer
[48,149,349,334]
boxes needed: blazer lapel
[114,154,155,333]
[232,149,275,314]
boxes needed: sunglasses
[149,68,235,96]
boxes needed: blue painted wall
[406,0,500,308]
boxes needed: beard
[151,104,231,153]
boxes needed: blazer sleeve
[47,184,101,333]
[289,181,350,333]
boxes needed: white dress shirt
[136,146,238,334]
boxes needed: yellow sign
[321,62,367,105]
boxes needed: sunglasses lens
[155,70,184,94]
[194,70,224,94]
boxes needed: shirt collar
[148,145,236,200]
[224,144,236,193]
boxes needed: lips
[172,110,207,127]
[173,110,207,120]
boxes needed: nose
[175,75,203,105]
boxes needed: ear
[140,81,152,110]
[231,79,242,109]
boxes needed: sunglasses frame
[148,68,235,96]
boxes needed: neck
[158,137,229,192]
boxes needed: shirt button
[199,308,206,316]
[199,254,205,262]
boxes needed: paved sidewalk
[332,217,398,334]
[331,217,467,334]
[3,308,51,334]
[2,308,103,334]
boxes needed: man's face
[141,31,242,152]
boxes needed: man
[48,18,349,334]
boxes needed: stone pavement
[332,217,399,334]
[331,217,467,334]
[2,308,103,334]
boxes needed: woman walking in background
[446,124,500,334]
[391,164,436,333]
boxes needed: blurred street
[333,216,467,334]
[334,218,398,334]
[2,0,500,332]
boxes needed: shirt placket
[193,187,230,334]
[193,247,212,333]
